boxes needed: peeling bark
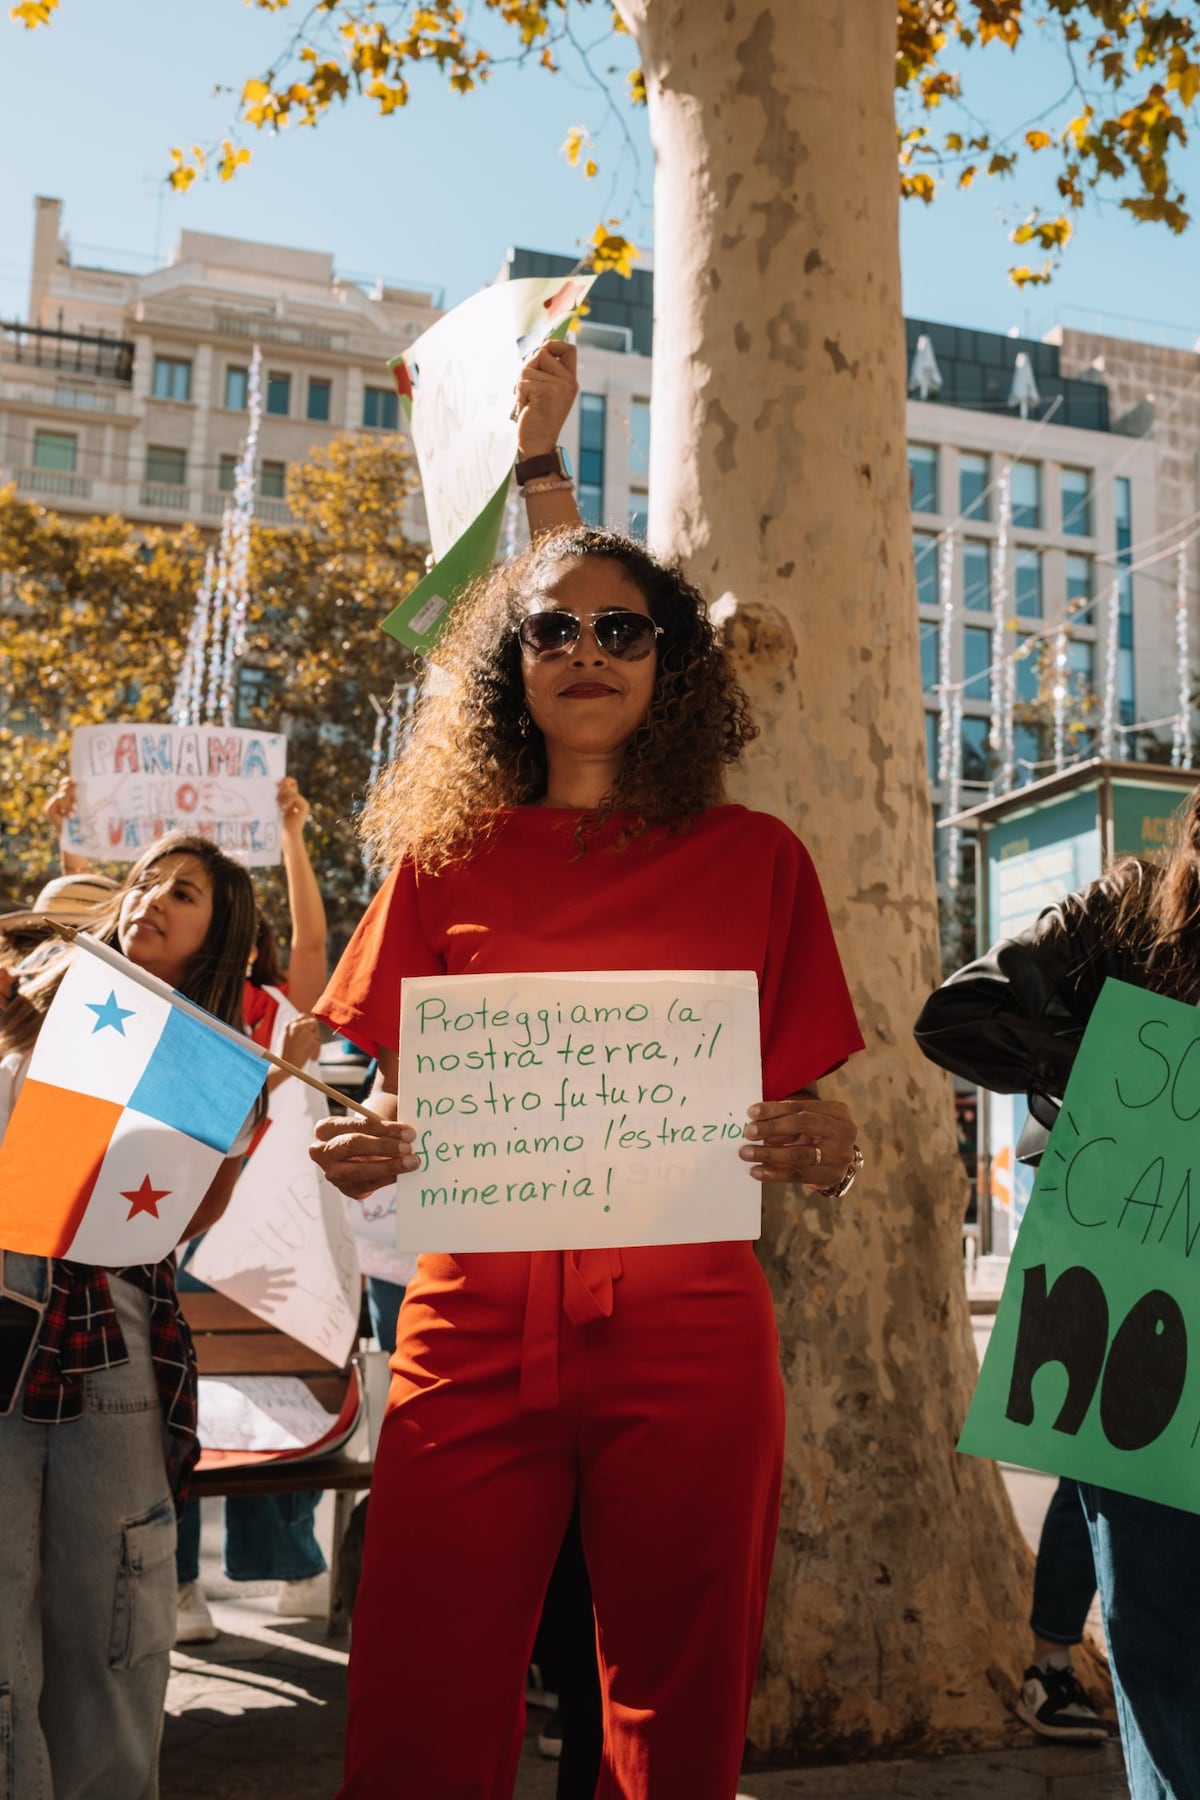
[617,0,1047,1759]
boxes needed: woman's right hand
[45,775,76,831]
[280,1013,321,1070]
[310,1110,421,1201]
[515,340,578,457]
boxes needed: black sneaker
[1015,1663,1108,1742]
[537,1706,563,1761]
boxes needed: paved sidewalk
[162,1314,1127,1798]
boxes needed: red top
[317,805,862,1100]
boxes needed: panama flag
[0,951,267,1266]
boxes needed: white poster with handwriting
[397,970,762,1253]
[66,724,287,866]
[190,991,362,1365]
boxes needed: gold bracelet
[520,475,575,498]
[819,1143,863,1200]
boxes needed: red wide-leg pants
[340,1239,785,1800]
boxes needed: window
[362,385,399,431]
[1014,723,1042,787]
[1065,553,1093,612]
[260,460,286,499]
[307,377,332,423]
[1116,477,1135,725]
[629,399,650,478]
[963,539,991,612]
[963,626,992,701]
[1068,638,1096,690]
[218,453,237,493]
[1115,475,1132,556]
[1014,547,1043,619]
[1062,467,1092,537]
[152,356,192,403]
[925,712,939,785]
[266,372,291,417]
[145,445,186,485]
[913,531,938,608]
[959,452,989,521]
[1011,460,1041,530]
[908,444,938,514]
[961,716,992,785]
[919,620,939,693]
[578,393,606,526]
[32,430,77,472]
[224,366,249,410]
[628,493,648,539]
[1015,635,1040,704]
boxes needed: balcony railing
[213,310,341,352]
[2,321,134,383]
[140,482,192,511]
[15,466,93,501]
[201,489,295,525]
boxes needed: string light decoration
[936,531,955,784]
[218,347,263,724]
[1051,625,1070,771]
[990,464,1015,790]
[171,347,263,727]
[1171,543,1193,768]
[946,689,964,893]
[1100,577,1120,760]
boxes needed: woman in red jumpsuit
[311,345,864,1800]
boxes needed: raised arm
[277,777,328,1012]
[45,775,91,876]
[515,340,582,541]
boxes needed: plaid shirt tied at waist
[22,1257,200,1501]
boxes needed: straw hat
[0,872,120,934]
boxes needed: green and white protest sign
[961,977,1200,1513]
[382,271,594,657]
[396,970,762,1252]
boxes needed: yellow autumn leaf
[562,125,587,167]
[8,0,58,26]
[589,224,639,279]
[628,67,647,106]
[1025,129,1053,151]
[218,140,252,182]
[584,158,598,179]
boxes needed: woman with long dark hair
[915,796,1200,1800]
[0,832,262,1799]
[309,346,865,1798]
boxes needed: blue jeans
[176,1491,325,1586]
[1079,1483,1200,1799]
[0,1260,176,1800]
[366,1277,407,1356]
[1030,1478,1097,1646]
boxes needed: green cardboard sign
[961,976,1200,1512]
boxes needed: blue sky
[1,1,1197,345]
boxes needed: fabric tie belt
[519,1248,623,1410]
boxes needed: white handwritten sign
[189,989,362,1365]
[397,970,762,1253]
[66,724,287,866]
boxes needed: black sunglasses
[517,608,662,663]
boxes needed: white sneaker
[175,1582,218,1645]
[275,1573,329,1618]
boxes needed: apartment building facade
[0,197,441,533]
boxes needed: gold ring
[813,1145,823,1166]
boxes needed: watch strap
[515,446,570,485]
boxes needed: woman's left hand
[739,1096,858,1188]
[278,776,311,837]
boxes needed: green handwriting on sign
[396,970,762,1253]
[961,977,1200,1512]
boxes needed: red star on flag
[121,1176,171,1221]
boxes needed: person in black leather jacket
[916,846,1200,1800]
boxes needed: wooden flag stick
[29,918,380,1122]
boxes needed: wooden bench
[179,1289,373,1637]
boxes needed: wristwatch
[515,445,572,486]
[819,1142,864,1200]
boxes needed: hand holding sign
[515,340,579,457]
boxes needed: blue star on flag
[86,990,135,1036]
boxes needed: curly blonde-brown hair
[361,527,757,872]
